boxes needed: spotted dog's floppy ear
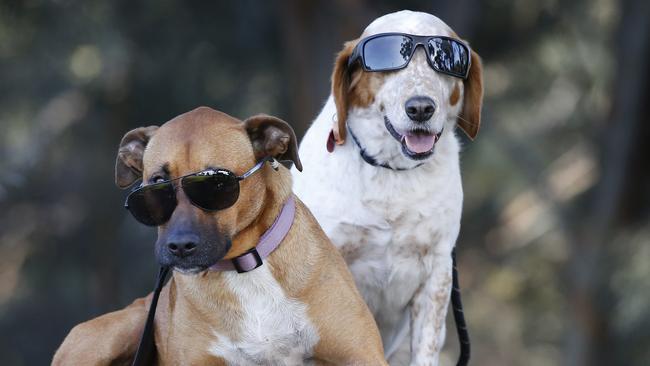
[115,126,158,188]
[244,114,303,172]
[331,39,359,145]
[457,50,484,140]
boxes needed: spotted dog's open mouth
[384,116,442,160]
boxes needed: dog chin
[157,256,218,274]
[173,266,207,275]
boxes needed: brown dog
[53,107,387,365]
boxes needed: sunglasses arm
[348,45,361,68]
[237,157,276,180]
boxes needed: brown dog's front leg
[52,296,150,366]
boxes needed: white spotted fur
[209,265,319,365]
[292,11,465,366]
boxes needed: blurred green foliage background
[0,0,648,365]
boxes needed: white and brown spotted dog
[292,11,483,366]
[53,107,387,365]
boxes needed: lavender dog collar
[209,196,295,273]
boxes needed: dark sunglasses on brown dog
[348,33,471,79]
[125,157,275,226]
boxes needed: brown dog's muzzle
[155,201,231,272]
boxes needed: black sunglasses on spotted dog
[125,156,278,226]
[348,33,472,79]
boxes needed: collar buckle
[231,247,263,273]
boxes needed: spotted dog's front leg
[410,253,453,366]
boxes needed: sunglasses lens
[427,38,470,78]
[126,183,176,226]
[181,172,240,211]
[363,35,413,71]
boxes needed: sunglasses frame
[124,156,276,225]
[348,33,472,79]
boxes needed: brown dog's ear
[244,114,303,172]
[331,39,358,145]
[457,50,484,140]
[115,126,158,188]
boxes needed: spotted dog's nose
[166,233,199,258]
[405,96,436,122]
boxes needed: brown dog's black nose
[166,234,198,258]
[405,96,436,122]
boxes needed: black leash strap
[451,248,470,366]
[132,266,170,366]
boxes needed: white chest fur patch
[209,266,319,365]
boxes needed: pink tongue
[404,134,435,153]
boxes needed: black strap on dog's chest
[451,248,470,366]
[132,266,170,366]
